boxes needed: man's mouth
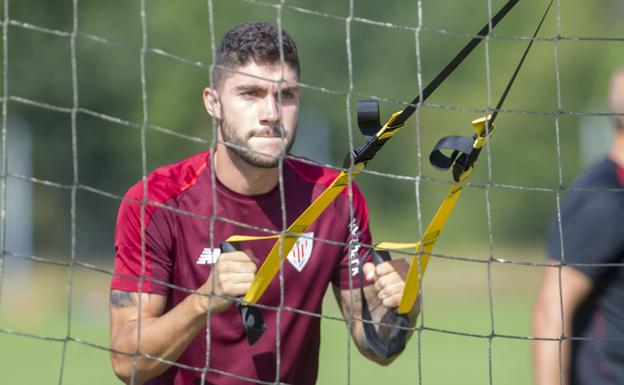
[250,129,283,138]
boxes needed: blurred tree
[4,0,622,261]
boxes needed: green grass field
[0,251,542,385]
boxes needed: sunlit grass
[0,253,541,385]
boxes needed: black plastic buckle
[343,99,384,168]
[357,99,382,140]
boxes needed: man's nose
[259,94,280,126]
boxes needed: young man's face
[205,61,300,168]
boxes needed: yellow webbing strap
[227,164,366,304]
[396,182,464,313]
[393,115,493,314]
[226,112,406,305]
[228,115,491,312]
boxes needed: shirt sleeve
[548,189,624,280]
[111,183,174,295]
[333,182,373,289]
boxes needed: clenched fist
[362,259,409,308]
[198,249,258,314]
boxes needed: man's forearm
[110,250,258,384]
[532,263,590,385]
[532,299,570,385]
[533,337,569,385]
[110,292,210,385]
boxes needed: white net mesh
[0,0,623,384]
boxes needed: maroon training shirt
[111,152,372,385]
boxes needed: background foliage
[1,0,622,384]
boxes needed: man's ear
[203,87,221,120]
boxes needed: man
[109,22,418,385]
[532,67,624,385]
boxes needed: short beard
[220,116,296,169]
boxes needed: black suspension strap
[429,0,554,179]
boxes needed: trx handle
[429,116,494,183]
[359,249,410,359]
[220,241,267,345]
[429,135,476,181]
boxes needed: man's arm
[109,289,208,384]
[109,250,258,385]
[532,261,593,385]
[333,259,420,365]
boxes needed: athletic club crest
[286,232,314,272]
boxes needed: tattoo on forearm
[110,290,136,308]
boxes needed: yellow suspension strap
[357,0,553,357]
[389,115,495,314]
[392,0,555,315]
[356,115,493,358]
[223,0,521,346]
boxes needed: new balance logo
[196,248,221,265]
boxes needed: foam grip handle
[220,241,267,345]
[371,249,392,264]
[361,249,410,359]
[219,240,238,253]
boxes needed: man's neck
[608,129,624,168]
[214,144,280,196]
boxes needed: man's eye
[281,91,296,99]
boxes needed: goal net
[0,0,622,384]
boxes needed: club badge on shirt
[286,232,314,272]
[195,234,314,271]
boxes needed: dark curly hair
[212,22,300,87]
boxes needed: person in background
[532,67,624,385]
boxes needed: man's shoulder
[573,157,621,189]
[562,158,618,206]
[285,156,342,188]
[557,158,624,238]
[285,156,364,192]
[285,156,368,212]
[123,152,210,204]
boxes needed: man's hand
[362,259,409,308]
[198,250,258,314]
[335,257,416,365]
